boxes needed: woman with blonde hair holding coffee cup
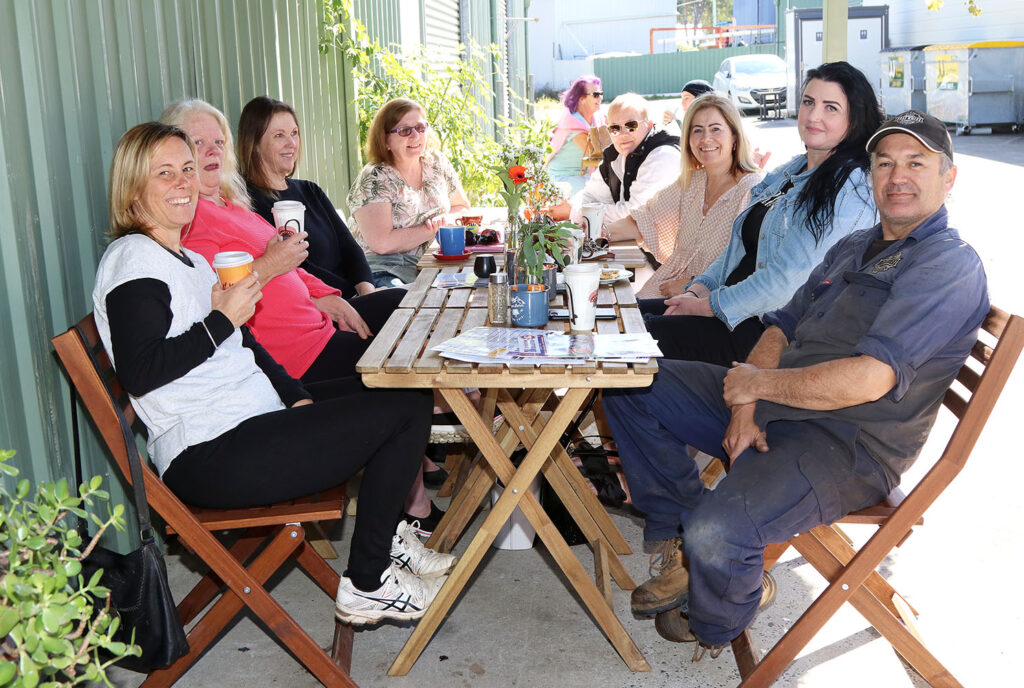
[238,95,378,299]
[94,122,452,624]
[347,97,471,286]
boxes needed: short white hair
[607,93,650,121]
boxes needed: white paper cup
[211,251,254,289]
[562,263,602,333]
[271,200,305,237]
[580,203,606,241]
[567,228,586,264]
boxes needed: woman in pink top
[162,99,404,382]
[606,95,764,299]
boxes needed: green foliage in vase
[517,220,576,283]
[0,449,137,687]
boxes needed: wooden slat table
[357,267,656,676]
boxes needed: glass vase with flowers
[491,148,575,285]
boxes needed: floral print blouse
[347,148,460,262]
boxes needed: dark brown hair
[237,95,302,191]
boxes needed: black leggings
[638,298,765,367]
[302,287,406,384]
[164,376,431,591]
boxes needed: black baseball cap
[866,109,954,160]
[682,79,714,98]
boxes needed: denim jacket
[689,154,877,330]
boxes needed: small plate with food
[599,263,631,284]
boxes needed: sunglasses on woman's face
[587,91,603,99]
[389,122,429,137]
[607,120,646,136]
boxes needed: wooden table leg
[531,398,632,555]
[427,389,549,552]
[389,388,649,676]
[497,394,636,590]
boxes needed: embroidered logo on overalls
[870,249,903,274]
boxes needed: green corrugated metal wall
[353,0,403,50]
[593,44,781,100]
[0,0,358,548]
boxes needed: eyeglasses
[607,120,646,136]
[388,123,429,137]
[587,91,603,99]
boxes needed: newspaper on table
[433,326,662,366]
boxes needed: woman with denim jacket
[639,62,883,364]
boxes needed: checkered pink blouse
[633,168,764,299]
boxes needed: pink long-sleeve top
[184,197,341,378]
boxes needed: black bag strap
[70,324,155,540]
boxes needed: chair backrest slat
[927,309,1024,477]
[953,364,982,395]
[941,388,969,420]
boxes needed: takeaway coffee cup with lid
[562,263,601,333]
[271,200,305,237]
[212,251,254,289]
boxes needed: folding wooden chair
[722,306,1024,686]
[52,314,357,688]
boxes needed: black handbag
[71,376,189,672]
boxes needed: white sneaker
[334,561,441,625]
[392,519,457,577]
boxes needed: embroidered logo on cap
[870,249,903,274]
[895,112,925,125]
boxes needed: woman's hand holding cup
[212,273,263,327]
[259,230,309,279]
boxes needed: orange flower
[508,165,531,185]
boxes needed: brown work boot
[631,537,689,617]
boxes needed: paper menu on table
[432,327,662,365]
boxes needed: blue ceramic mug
[510,285,549,328]
[438,225,465,256]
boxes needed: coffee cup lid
[212,251,253,268]
[272,200,305,210]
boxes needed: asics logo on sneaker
[348,586,424,614]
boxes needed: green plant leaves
[0,661,16,684]
[0,607,19,636]
[0,448,134,687]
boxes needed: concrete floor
[107,119,1024,687]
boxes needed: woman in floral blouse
[348,98,470,286]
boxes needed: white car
[713,54,787,113]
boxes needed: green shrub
[321,0,556,206]
[0,449,137,687]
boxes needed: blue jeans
[602,359,889,645]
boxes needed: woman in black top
[238,96,390,300]
[238,95,448,528]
